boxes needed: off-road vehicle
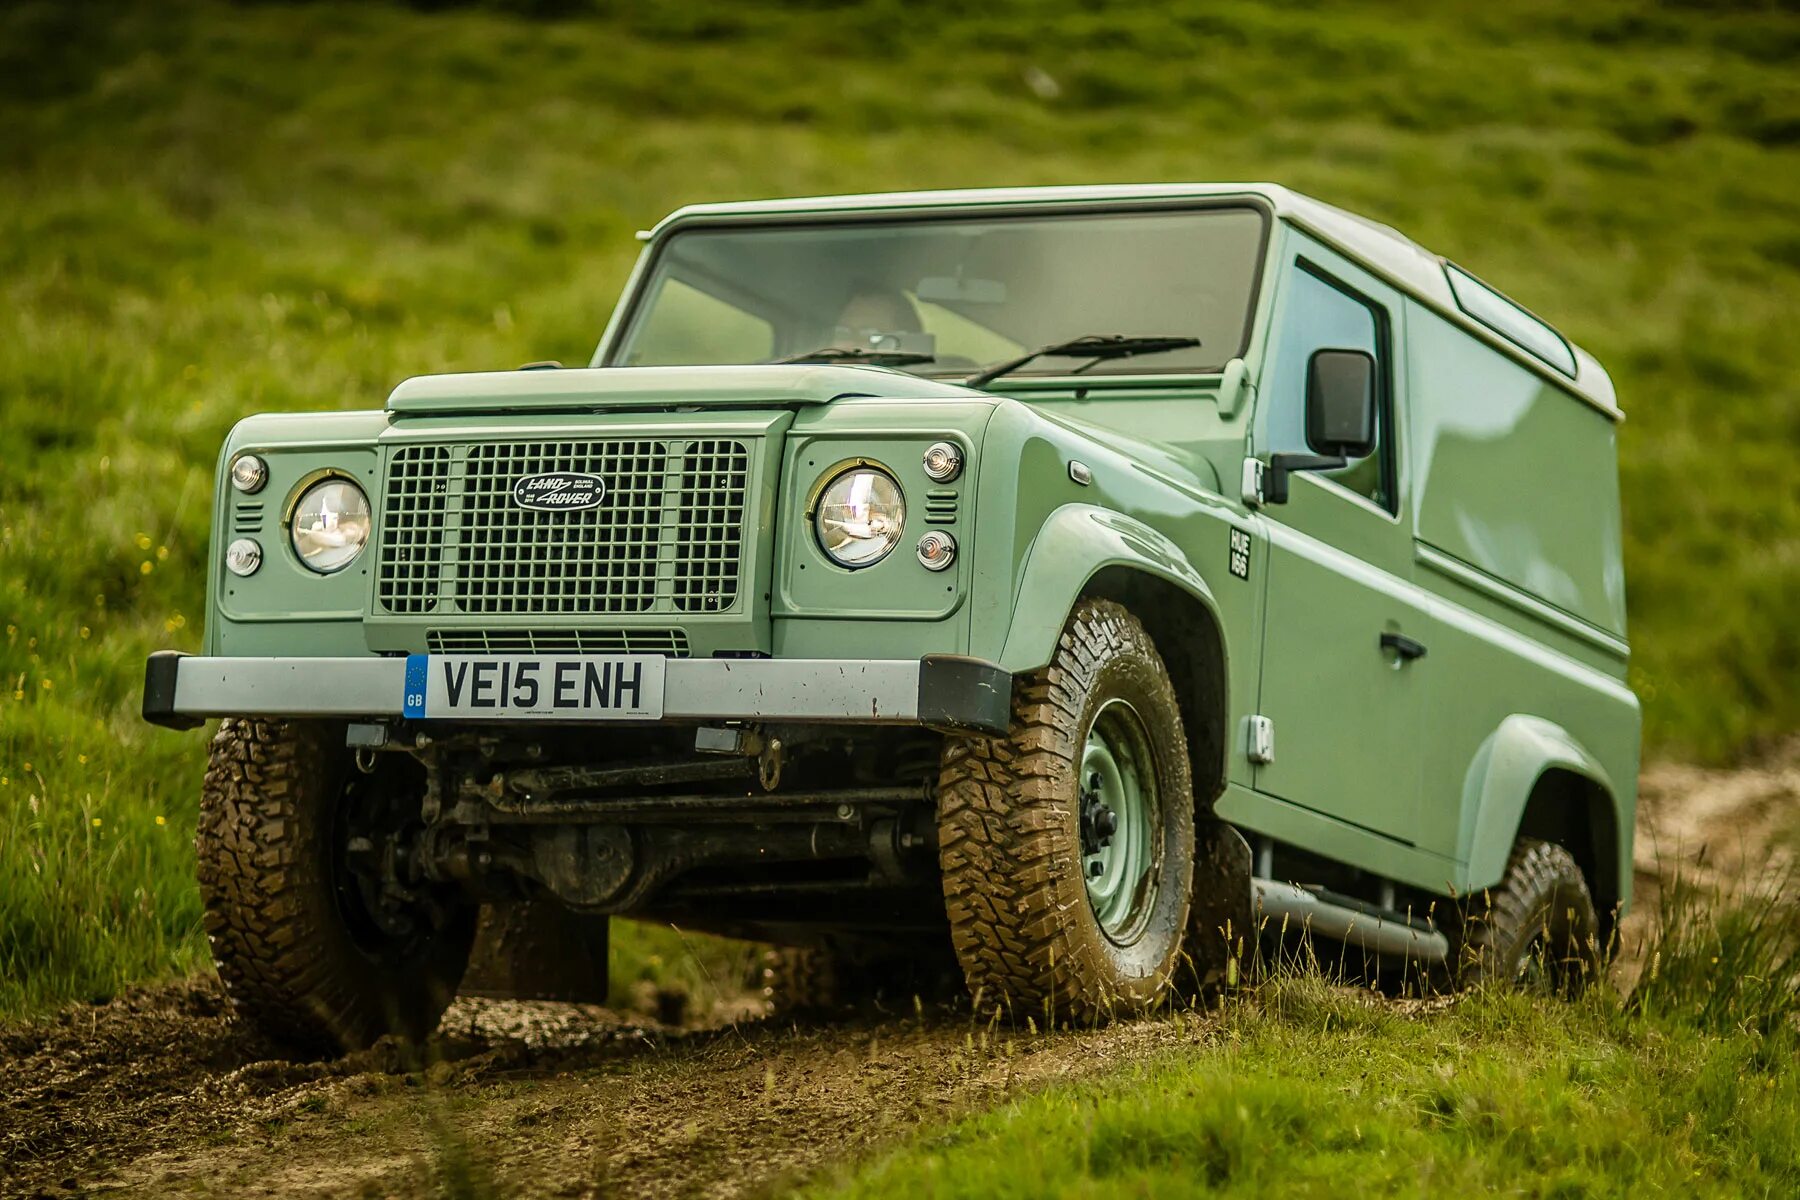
[146,184,1640,1050]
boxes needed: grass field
[1,0,1798,1018]
[802,877,1800,1198]
[807,982,1800,1199]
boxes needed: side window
[1266,260,1394,512]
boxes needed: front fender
[992,503,1224,674]
[1462,713,1628,905]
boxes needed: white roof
[647,184,1618,418]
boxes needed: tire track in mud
[0,982,1209,1199]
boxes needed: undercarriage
[361,720,953,946]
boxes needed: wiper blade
[775,346,937,366]
[963,334,1201,390]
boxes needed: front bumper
[142,651,1012,736]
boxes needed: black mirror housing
[1305,348,1377,459]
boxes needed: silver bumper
[142,651,1011,736]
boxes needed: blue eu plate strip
[403,654,429,719]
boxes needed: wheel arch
[1463,714,1628,935]
[995,505,1231,809]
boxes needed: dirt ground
[0,981,1211,1199]
[3,747,1795,1200]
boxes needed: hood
[385,364,987,415]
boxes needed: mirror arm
[1264,452,1346,504]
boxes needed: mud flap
[1183,819,1254,996]
[459,899,611,1003]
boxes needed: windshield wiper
[775,346,937,367]
[962,334,1201,390]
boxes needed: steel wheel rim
[1080,698,1161,945]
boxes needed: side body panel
[1408,307,1628,636]
[1404,297,1640,906]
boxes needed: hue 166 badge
[1229,528,1251,580]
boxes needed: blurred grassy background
[1,0,1796,1015]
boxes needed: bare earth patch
[0,980,1208,1199]
[1629,742,1800,915]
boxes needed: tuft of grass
[1631,864,1800,1043]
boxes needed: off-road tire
[759,946,842,1017]
[1453,838,1601,995]
[937,598,1197,1023]
[196,718,476,1054]
[760,937,962,1017]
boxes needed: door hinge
[1240,457,1266,508]
[1247,715,1275,765]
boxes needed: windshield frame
[596,197,1275,383]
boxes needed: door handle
[1380,632,1427,662]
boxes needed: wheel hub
[1079,772,1119,869]
[1078,699,1160,944]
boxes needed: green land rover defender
[145,185,1640,1051]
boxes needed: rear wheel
[759,936,962,1017]
[937,599,1197,1023]
[1453,838,1601,995]
[196,719,477,1054]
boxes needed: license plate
[401,654,665,720]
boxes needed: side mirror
[1260,348,1377,505]
[1305,348,1376,459]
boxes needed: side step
[1253,879,1449,964]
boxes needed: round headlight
[815,467,905,568]
[290,478,371,573]
[230,454,268,494]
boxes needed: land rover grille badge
[511,472,606,512]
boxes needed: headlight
[290,478,371,573]
[815,466,905,568]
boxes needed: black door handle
[1380,632,1427,661]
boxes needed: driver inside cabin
[830,282,927,356]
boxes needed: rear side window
[1444,265,1577,378]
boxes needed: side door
[1250,246,1430,847]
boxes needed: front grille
[674,440,749,613]
[377,439,750,617]
[426,628,691,657]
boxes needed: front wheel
[937,598,1197,1023]
[196,719,477,1054]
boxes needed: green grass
[804,983,1800,1199]
[1,0,1798,1014]
[805,883,1800,1199]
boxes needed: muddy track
[3,749,1793,1199]
[0,980,1211,1199]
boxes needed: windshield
[609,207,1267,380]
